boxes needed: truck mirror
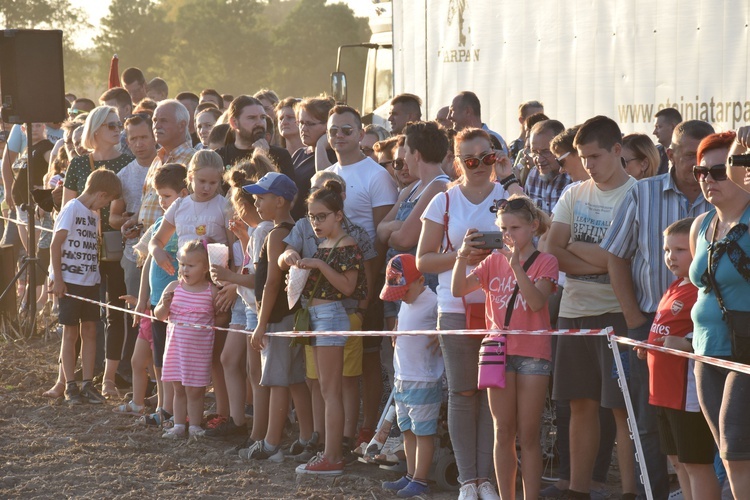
[331,72,347,104]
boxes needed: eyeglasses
[555,151,571,169]
[328,125,355,137]
[489,198,529,214]
[623,157,640,164]
[103,121,123,131]
[693,164,728,182]
[392,158,406,171]
[306,211,334,223]
[530,149,554,162]
[461,151,496,170]
[68,109,84,117]
[361,146,374,156]
[299,120,323,128]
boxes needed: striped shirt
[599,171,711,313]
[525,167,571,215]
[137,141,195,230]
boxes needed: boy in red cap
[380,254,443,498]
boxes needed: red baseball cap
[380,254,422,302]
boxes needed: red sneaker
[206,415,227,429]
[295,453,344,475]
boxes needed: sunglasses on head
[328,125,355,137]
[693,164,728,182]
[555,151,571,169]
[489,198,528,214]
[392,158,407,171]
[461,151,496,170]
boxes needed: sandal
[42,382,65,399]
[113,400,146,416]
[139,408,171,427]
[101,380,119,399]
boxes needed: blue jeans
[629,313,669,500]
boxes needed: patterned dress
[161,282,215,387]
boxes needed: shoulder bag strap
[706,218,729,319]
[442,191,453,252]
[503,250,541,328]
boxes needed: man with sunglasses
[525,119,569,214]
[600,119,714,500]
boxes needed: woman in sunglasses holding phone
[62,105,133,398]
[417,128,522,500]
[688,131,750,499]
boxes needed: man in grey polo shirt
[601,120,714,499]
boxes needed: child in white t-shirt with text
[380,254,443,498]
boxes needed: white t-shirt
[421,182,511,314]
[552,177,637,318]
[394,287,444,382]
[326,157,398,242]
[118,159,151,262]
[164,194,229,249]
[51,199,100,286]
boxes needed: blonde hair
[177,240,210,280]
[310,170,347,192]
[622,133,660,179]
[83,167,122,199]
[494,194,551,236]
[81,105,118,151]
[187,150,225,195]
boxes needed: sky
[70,0,374,48]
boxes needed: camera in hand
[728,154,750,167]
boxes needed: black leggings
[100,260,127,361]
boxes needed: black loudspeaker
[0,245,17,316]
[0,29,66,124]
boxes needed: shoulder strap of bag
[503,250,541,328]
[706,217,729,319]
[307,234,347,300]
[443,191,453,252]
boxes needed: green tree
[95,0,173,80]
[269,0,370,98]
[163,0,270,95]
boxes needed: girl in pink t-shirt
[452,194,558,500]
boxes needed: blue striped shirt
[600,171,711,312]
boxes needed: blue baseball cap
[242,172,298,201]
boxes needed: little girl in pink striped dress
[155,240,229,439]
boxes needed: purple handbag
[477,251,539,390]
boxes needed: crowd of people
[1,66,749,500]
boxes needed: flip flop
[113,401,146,416]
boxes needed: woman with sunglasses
[688,131,750,499]
[417,128,522,500]
[62,105,133,398]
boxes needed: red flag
[108,54,120,89]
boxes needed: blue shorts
[230,296,247,327]
[394,379,442,436]
[506,355,552,376]
[309,301,349,347]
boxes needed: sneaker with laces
[204,417,247,438]
[477,481,500,500]
[80,382,106,404]
[459,482,479,500]
[64,384,83,405]
[294,432,322,463]
[382,476,411,491]
[188,427,206,441]
[226,436,256,456]
[295,453,345,475]
[397,480,428,498]
[239,440,284,462]
[285,436,308,456]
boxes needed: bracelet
[500,174,519,189]
[456,254,469,260]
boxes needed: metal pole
[24,122,37,336]
[610,337,653,500]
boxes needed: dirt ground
[0,334,465,499]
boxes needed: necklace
[192,196,207,236]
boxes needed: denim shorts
[246,309,258,332]
[506,355,552,376]
[309,301,349,347]
[230,296,248,327]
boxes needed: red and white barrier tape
[0,214,54,233]
[60,293,750,374]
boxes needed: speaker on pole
[0,29,66,124]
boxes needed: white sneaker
[476,481,500,500]
[458,482,479,500]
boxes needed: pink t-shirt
[470,251,559,361]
